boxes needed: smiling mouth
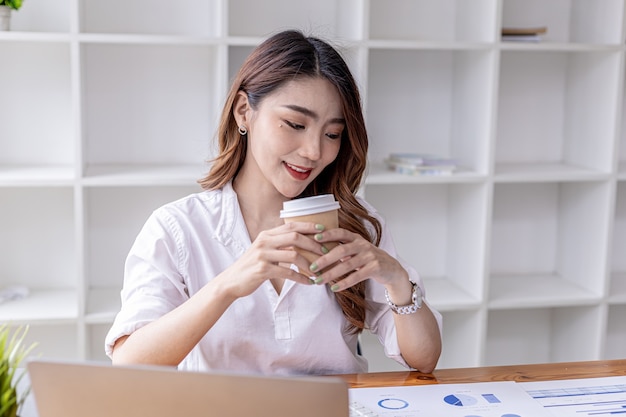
[284,162,312,180]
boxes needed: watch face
[416,288,423,308]
[412,282,423,308]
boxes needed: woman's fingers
[308,228,402,290]
[237,224,328,287]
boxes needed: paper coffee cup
[280,194,340,264]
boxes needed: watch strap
[385,280,423,315]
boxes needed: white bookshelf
[1,0,625,372]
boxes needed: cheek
[323,141,342,165]
[255,120,293,152]
[249,122,283,157]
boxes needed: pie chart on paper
[443,393,478,406]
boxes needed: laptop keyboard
[349,401,380,417]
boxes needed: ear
[232,91,251,130]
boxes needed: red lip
[284,162,312,180]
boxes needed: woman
[105,29,442,375]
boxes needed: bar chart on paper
[521,376,626,417]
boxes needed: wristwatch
[385,280,423,315]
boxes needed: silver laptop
[27,359,349,417]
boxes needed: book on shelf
[501,26,547,43]
[385,153,457,176]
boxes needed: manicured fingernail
[330,284,340,292]
[315,224,325,231]
[314,276,324,285]
[310,263,318,272]
[314,233,323,241]
[321,245,329,254]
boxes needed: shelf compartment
[490,182,611,306]
[367,49,495,174]
[496,50,621,174]
[0,289,78,323]
[501,0,624,45]
[621,61,626,176]
[369,0,497,43]
[78,33,224,46]
[364,183,489,307]
[82,164,209,187]
[0,188,76,290]
[80,0,221,37]
[86,323,113,362]
[366,163,485,185]
[437,309,484,369]
[610,183,626,300]
[485,306,603,366]
[227,0,364,40]
[9,0,71,33]
[494,162,611,183]
[0,165,75,187]
[608,272,626,303]
[82,43,220,166]
[85,288,121,323]
[0,42,73,167]
[365,39,494,51]
[489,274,597,309]
[84,186,201,291]
[605,304,626,360]
[423,277,482,311]
[499,43,622,52]
[0,32,72,42]
[5,323,79,361]
[227,45,254,87]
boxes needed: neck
[233,173,286,242]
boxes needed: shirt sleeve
[361,200,443,369]
[104,207,189,357]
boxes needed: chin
[276,184,309,199]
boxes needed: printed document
[520,375,626,416]
[349,380,552,416]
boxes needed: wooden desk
[339,359,626,388]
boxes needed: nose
[299,134,322,161]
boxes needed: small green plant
[0,1,22,11]
[0,325,37,417]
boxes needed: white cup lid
[280,194,341,217]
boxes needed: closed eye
[284,120,305,130]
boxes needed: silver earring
[238,126,247,136]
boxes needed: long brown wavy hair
[198,30,382,334]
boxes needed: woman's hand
[307,228,408,292]
[220,221,329,298]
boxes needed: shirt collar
[214,181,245,247]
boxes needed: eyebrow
[282,104,345,125]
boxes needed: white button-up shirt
[105,182,441,375]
